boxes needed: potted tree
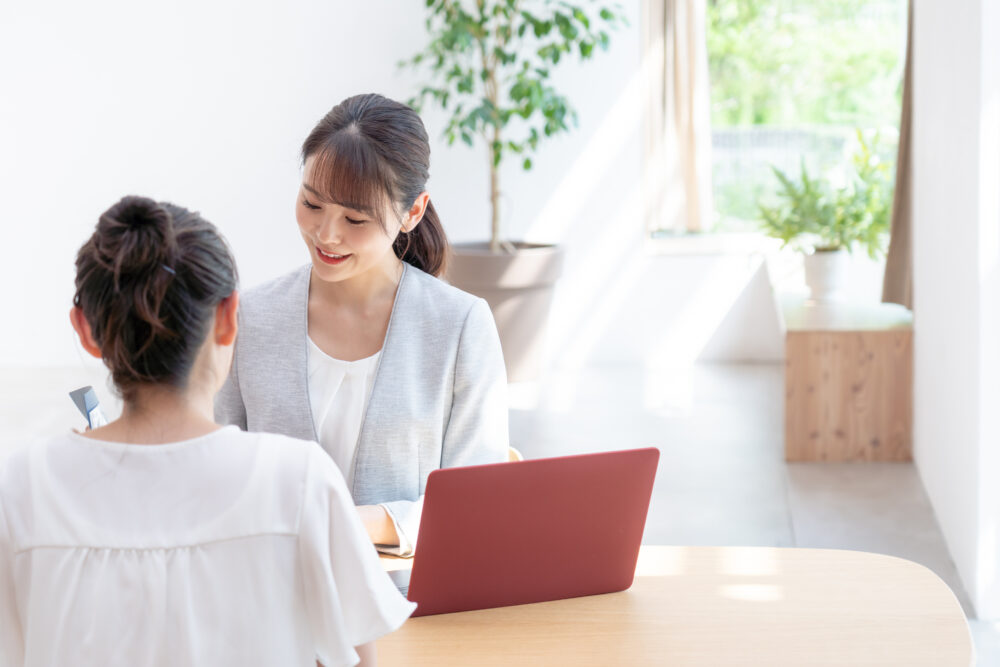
[758,131,892,302]
[401,0,625,381]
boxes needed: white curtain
[642,0,714,233]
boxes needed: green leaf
[534,20,553,37]
[756,131,890,255]
[399,0,623,243]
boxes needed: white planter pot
[803,249,850,303]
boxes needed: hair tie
[161,264,176,275]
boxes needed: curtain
[882,0,913,309]
[642,0,713,234]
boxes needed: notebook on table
[399,447,660,617]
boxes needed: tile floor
[2,362,997,663]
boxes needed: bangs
[307,130,394,221]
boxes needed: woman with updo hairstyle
[0,196,413,666]
[215,93,509,556]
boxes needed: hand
[356,504,400,547]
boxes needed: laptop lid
[406,447,659,616]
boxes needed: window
[706,0,907,233]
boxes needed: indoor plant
[401,0,624,380]
[758,131,892,302]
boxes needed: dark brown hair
[73,196,238,401]
[301,93,450,276]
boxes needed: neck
[87,383,219,445]
[311,255,404,310]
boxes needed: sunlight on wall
[549,185,645,374]
[516,45,648,382]
[522,63,644,244]
[647,257,764,368]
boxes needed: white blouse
[306,338,381,491]
[306,340,411,555]
[0,427,415,667]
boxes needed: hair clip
[161,264,177,275]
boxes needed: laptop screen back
[406,447,660,616]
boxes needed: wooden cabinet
[782,300,913,462]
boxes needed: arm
[376,299,510,555]
[354,642,377,667]
[439,298,510,469]
[299,446,413,667]
[357,505,398,547]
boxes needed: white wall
[912,0,1000,619]
[975,0,1000,621]
[0,0,642,367]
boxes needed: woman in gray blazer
[216,94,509,556]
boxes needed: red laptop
[403,447,660,616]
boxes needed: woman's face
[296,155,404,285]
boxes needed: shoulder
[239,264,310,314]
[398,264,486,323]
[0,431,66,480]
[234,265,310,347]
[208,429,345,516]
[0,434,68,526]
[227,428,315,467]
[235,430,339,484]
[0,437,42,496]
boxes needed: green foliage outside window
[705,0,906,232]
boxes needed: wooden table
[781,298,913,461]
[378,545,972,666]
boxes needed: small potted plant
[758,131,892,302]
[401,0,625,381]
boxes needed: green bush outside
[705,0,906,233]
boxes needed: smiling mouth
[317,248,349,259]
[316,247,352,265]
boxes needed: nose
[314,213,343,245]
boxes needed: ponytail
[393,199,449,277]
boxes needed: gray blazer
[215,263,509,554]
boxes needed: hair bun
[106,195,172,232]
[73,196,237,401]
[94,195,178,283]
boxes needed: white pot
[803,249,850,303]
